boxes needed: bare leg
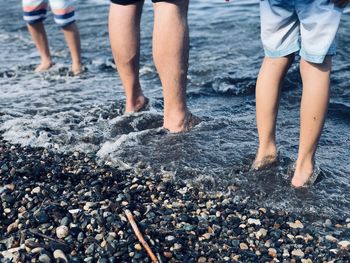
[291,57,331,187]
[153,0,198,132]
[109,2,146,113]
[62,22,82,75]
[27,21,53,72]
[252,55,294,169]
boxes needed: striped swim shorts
[22,0,75,27]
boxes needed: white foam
[97,128,159,159]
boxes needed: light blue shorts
[260,0,343,64]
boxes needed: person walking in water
[108,0,199,133]
[22,0,82,75]
[252,0,349,187]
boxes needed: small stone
[164,252,172,258]
[239,243,249,250]
[31,247,44,254]
[7,220,19,234]
[288,220,304,229]
[259,208,267,213]
[338,240,350,250]
[56,226,69,239]
[325,235,338,243]
[134,244,142,251]
[305,234,313,242]
[287,234,295,240]
[291,249,305,257]
[256,228,267,239]
[202,233,211,240]
[330,249,338,254]
[32,186,41,194]
[4,208,11,214]
[283,249,290,257]
[173,243,182,250]
[268,248,277,258]
[198,257,207,263]
[247,218,261,226]
[83,202,95,211]
[68,209,81,215]
[85,244,95,255]
[325,219,332,227]
[165,235,175,242]
[301,259,313,263]
[60,217,70,226]
[39,254,51,263]
[53,250,68,263]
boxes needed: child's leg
[252,55,294,169]
[27,22,53,72]
[109,1,145,113]
[291,57,331,187]
[153,0,199,132]
[50,0,81,75]
[23,0,53,71]
[61,23,82,75]
[253,0,300,169]
[291,0,342,186]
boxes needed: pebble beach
[1,0,350,262]
[1,134,350,262]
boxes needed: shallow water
[0,0,349,219]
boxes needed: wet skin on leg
[252,55,294,170]
[27,21,53,72]
[108,1,147,113]
[153,0,199,132]
[62,22,82,75]
[291,56,331,187]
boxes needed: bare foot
[250,154,278,171]
[291,164,320,188]
[164,111,201,133]
[124,96,149,114]
[72,63,83,76]
[35,60,53,72]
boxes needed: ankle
[255,143,277,160]
[163,108,187,132]
[125,93,145,113]
[295,157,315,175]
[40,57,52,65]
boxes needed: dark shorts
[111,0,166,4]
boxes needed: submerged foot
[72,63,84,76]
[124,96,149,114]
[164,111,201,133]
[35,60,53,72]
[250,154,278,171]
[291,163,320,188]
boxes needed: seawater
[0,0,349,219]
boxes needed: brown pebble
[163,252,172,258]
